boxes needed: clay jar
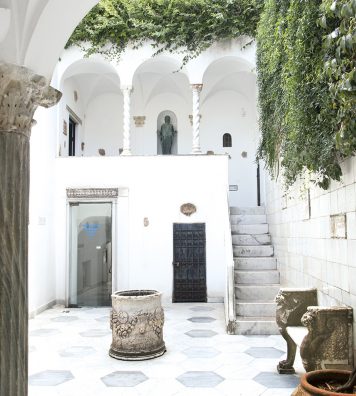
[292,370,354,396]
[109,290,166,360]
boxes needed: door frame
[65,194,118,307]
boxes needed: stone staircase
[230,206,279,335]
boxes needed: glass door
[69,202,112,307]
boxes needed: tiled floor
[29,303,303,395]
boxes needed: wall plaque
[330,214,347,239]
[180,203,196,216]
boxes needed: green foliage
[322,0,356,158]
[257,0,356,189]
[67,0,264,62]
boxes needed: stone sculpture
[276,288,354,374]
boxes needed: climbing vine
[66,0,263,63]
[257,0,356,189]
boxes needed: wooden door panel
[173,223,207,302]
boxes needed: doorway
[68,202,112,307]
[68,117,76,156]
[173,223,207,302]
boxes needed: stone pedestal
[110,290,166,360]
[0,63,61,396]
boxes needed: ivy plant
[257,0,355,189]
[67,0,263,63]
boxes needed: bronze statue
[159,115,176,155]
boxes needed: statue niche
[157,111,177,155]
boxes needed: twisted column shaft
[191,84,203,154]
[121,86,133,156]
[0,63,61,396]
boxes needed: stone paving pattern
[29,303,303,395]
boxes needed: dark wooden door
[173,223,207,302]
[69,117,76,156]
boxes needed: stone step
[230,214,267,225]
[236,301,277,317]
[230,207,265,215]
[232,234,271,246]
[235,270,280,284]
[234,257,277,270]
[233,317,279,335]
[233,245,274,257]
[231,224,269,235]
[235,284,280,301]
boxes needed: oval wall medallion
[180,203,197,217]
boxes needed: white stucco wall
[265,157,356,351]
[53,155,229,304]
[28,38,261,314]
[29,105,58,315]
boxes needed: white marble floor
[29,303,303,396]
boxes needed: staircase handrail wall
[224,194,236,334]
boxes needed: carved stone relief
[180,203,197,217]
[66,188,119,199]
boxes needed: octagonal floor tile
[190,306,215,312]
[176,371,224,387]
[253,372,300,388]
[29,370,74,386]
[101,371,148,387]
[185,329,218,338]
[246,347,285,358]
[187,316,216,323]
[79,329,111,337]
[51,316,78,323]
[95,315,110,322]
[58,346,96,357]
[29,329,60,337]
[182,346,221,358]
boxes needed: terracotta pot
[109,289,166,360]
[292,370,354,396]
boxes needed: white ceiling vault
[57,39,257,116]
[0,0,99,78]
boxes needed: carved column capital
[191,83,203,93]
[0,63,61,137]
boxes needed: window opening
[223,133,232,147]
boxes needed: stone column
[191,84,203,154]
[0,63,61,396]
[121,85,133,156]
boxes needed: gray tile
[101,371,148,387]
[29,370,74,386]
[246,347,285,358]
[95,315,110,322]
[185,329,218,338]
[188,316,216,323]
[190,306,215,312]
[29,329,61,337]
[253,372,300,388]
[176,371,224,387]
[182,347,220,358]
[59,346,96,357]
[51,316,78,323]
[79,329,111,337]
